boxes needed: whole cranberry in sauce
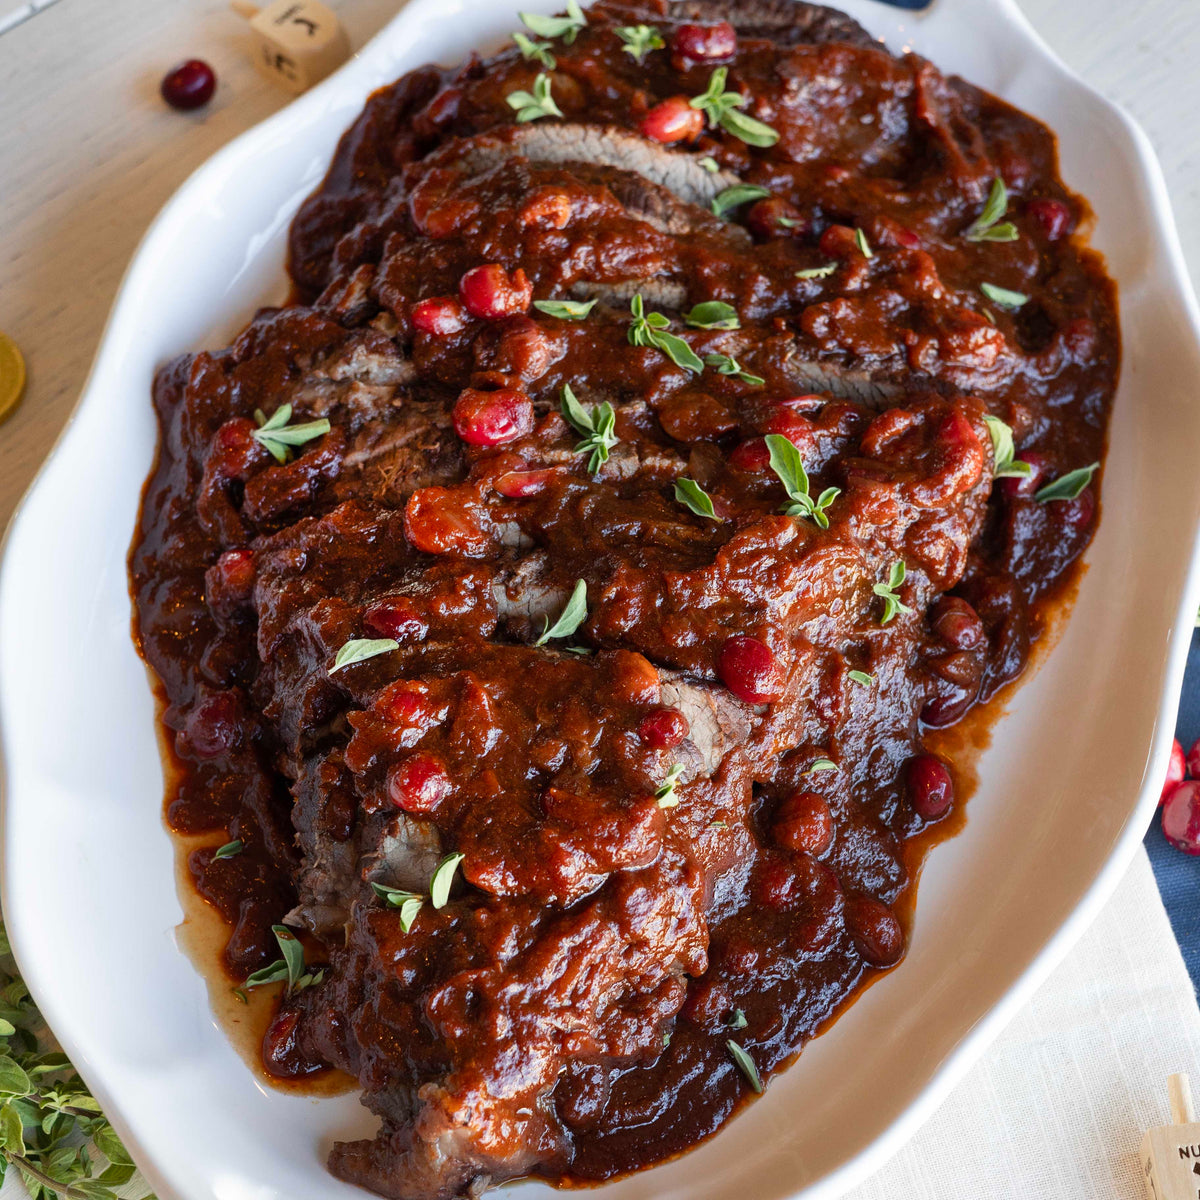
[640,96,705,144]
[717,635,785,704]
[1026,197,1073,241]
[929,596,985,650]
[637,707,689,749]
[906,753,954,820]
[671,22,737,63]
[388,753,452,813]
[453,387,534,446]
[161,59,217,110]
[412,297,468,336]
[364,597,429,642]
[773,790,834,856]
[1162,781,1200,854]
[844,893,904,967]
[182,692,243,760]
[459,264,533,320]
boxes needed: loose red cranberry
[640,96,705,144]
[1026,197,1073,241]
[1164,738,1188,804]
[1162,781,1200,853]
[728,437,771,472]
[387,753,451,813]
[364,596,428,642]
[998,448,1050,500]
[773,790,833,856]
[1184,738,1200,783]
[183,692,242,760]
[637,707,690,750]
[906,753,954,820]
[411,296,468,336]
[459,264,532,320]
[844,893,904,967]
[717,635,785,704]
[672,21,737,62]
[746,197,806,240]
[161,59,216,110]
[452,387,534,446]
[929,596,984,650]
[763,407,815,447]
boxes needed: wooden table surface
[2,0,1200,533]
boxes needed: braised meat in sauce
[129,1,1118,1196]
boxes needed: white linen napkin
[849,845,1200,1200]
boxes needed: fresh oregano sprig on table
[0,921,153,1200]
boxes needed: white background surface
[2,2,1200,1199]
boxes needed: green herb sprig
[704,352,764,386]
[330,637,400,673]
[533,298,596,320]
[689,68,779,148]
[615,24,663,61]
[212,839,243,861]
[506,73,563,122]
[370,884,424,933]
[655,764,685,809]
[847,670,874,687]
[802,758,837,775]
[982,415,1033,480]
[1035,463,1099,503]
[628,295,703,372]
[726,1040,763,1093]
[964,178,1019,243]
[674,478,717,519]
[519,0,585,43]
[513,32,556,69]
[980,282,1028,309]
[796,263,837,280]
[536,579,588,646]
[764,433,840,529]
[684,301,740,331]
[252,404,331,464]
[240,925,325,999]
[874,560,912,625]
[561,384,618,473]
[711,184,771,218]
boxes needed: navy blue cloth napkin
[1146,628,1200,992]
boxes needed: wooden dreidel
[1141,1074,1200,1199]
[231,0,351,94]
